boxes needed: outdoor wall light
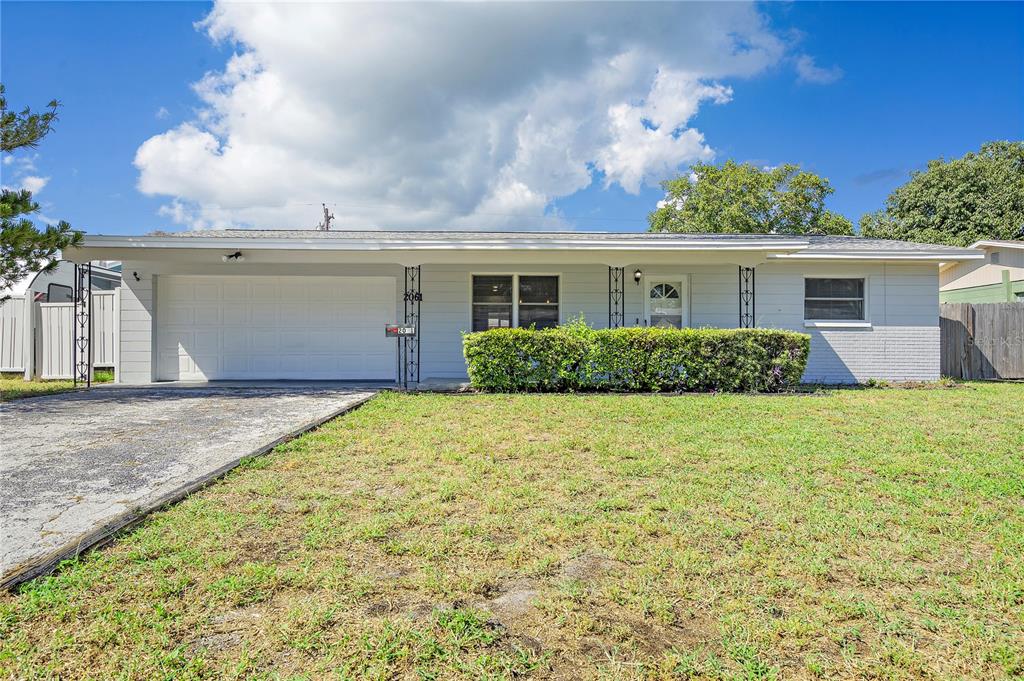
[132,271,140,282]
[633,269,643,285]
[222,251,244,262]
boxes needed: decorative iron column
[738,266,755,328]
[73,263,93,387]
[608,266,625,328]
[401,266,422,387]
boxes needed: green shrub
[463,320,810,393]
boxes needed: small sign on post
[385,324,417,337]
[388,324,418,389]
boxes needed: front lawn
[2,384,1021,679]
[0,370,113,402]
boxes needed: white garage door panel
[157,276,396,380]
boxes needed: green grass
[1,384,1022,679]
[0,370,114,402]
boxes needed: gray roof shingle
[151,229,793,241]
[799,234,975,253]
[142,228,977,254]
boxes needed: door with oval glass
[644,278,688,328]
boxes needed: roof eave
[769,251,984,262]
[74,235,811,252]
[70,235,983,261]
[968,240,1024,250]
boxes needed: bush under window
[463,320,810,393]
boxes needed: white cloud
[136,2,789,230]
[597,72,732,193]
[20,175,49,193]
[1,155,49,195]
[3,153,37,173]
[155,106,170,120]
[795,54,843,85]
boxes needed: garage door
[156,276,396,381]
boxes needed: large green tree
[648,160,854,235]
[860,141,1024,247]
[1,84,81,299]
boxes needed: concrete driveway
[0,384,380,588]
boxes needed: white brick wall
[118,261,154,384]
[754,261,941,382]
[115,258,941,385]
[416,261,940,383]
[419,263,611,378]
[803,326,939,382]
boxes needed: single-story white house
[66,230,982,385]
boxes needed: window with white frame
[804,278,865,321]
[472,274,559,331]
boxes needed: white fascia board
[968,240,1024,250]
[78,235,811,252]
[768,251,984,262]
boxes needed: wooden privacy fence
[0,290,119,380]
[940,302,1024,379]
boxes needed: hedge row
[463,321,810,393]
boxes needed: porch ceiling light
[633,269,642,285]
[222,251,244,262]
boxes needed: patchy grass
[0,370,113,402]
[92,369,115,383]
[0,375,76,401]
[1,383,1022,679]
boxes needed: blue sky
[1,1,1021,236]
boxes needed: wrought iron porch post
[738,266,755,328]
[608,266,625,328]
[73,263,93,387]
[402,266,422,388]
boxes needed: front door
[645,279,686,328]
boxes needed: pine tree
[1,83,82,299]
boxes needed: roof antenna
[317,203,335,231]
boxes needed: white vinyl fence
[0,295,30,372]
[38,302,75,379]
[0,289,119,380]
[91,290,118,369]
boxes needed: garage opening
[156,275,397,381]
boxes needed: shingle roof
[146,228,976,253]
[799,234,974,253]
[152,229,790,241]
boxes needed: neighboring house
[66,231,981,385]
[1,260,122,302]
[940,240,1024,303]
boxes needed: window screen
[518,276,559,329]
[471,275,560,331]
[804,278,865,320]
[472,275,513,332]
